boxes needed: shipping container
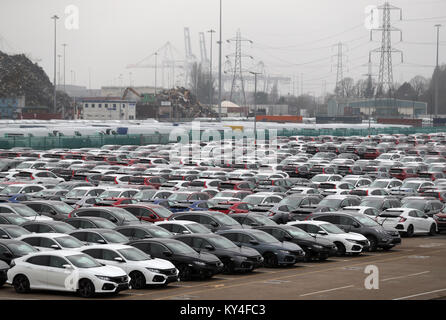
[256,115,303,123]
[377,118,422,127]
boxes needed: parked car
[377,208,437,237]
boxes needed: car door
[199,215,219,231]
[413,210,430,232]
[46,255,72,290]
[100,248,128,271]
[24,255,50,288]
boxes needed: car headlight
[312,245,323,250]
[278,250,290,255]
[95,275,112,281]
[146,268,161,273]
[194,261,206,266]
[231,256,247,261]
[346,239,361,244]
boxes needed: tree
[395,82,417,100]
[409,76,429,101]
[189,62,215,104]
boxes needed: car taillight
[304,214,312,221]
[366,190,369,196]
[30,174,35,180]
[114,177,118,184]
[268,211,275,216]
[399,217,406,223]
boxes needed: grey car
[308,212,401,252]
[168,211,243,232]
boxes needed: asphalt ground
[1,234,446,300]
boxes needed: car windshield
[101,231,128,243]
[402,182,421,189]
[166,241,197,255]
[214,192,236,198]
[318,198,342,208]
[151,206,172,218]
[8,242,38,256]
[65,189,88,198]
[355,215,380,227]
[67,254,102,268]
[118,248,149,261]
[212,213,240,226]
[11,205,39,217]
[3,226,30,238]
[252,215,277,226]
[243,196,264,205]
[401,201,426,211]
[251,231,280,243]
[207,236,238,249]
[94,219,116,229]
[320,223,345,234]
[283,226,314,240]
[108,208,139,221]
[55,236,84,248]
[168,193,190,201]
[147,226,173,238]
[370,181,389,188]
[6,216,28,225]
[279,197,304,208]
[187,223,212,234]
[133,190,157,200]
[53,223,76,233]
[52,202,74,215]
[360,199,382,209]
[0,186,22,195]
[16,163,33,169]
[99,191,122,199]
[311,175,329,182]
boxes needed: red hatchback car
[209,202,252,214]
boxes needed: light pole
[154,52,158,95]
[62,43,67,92]
[208,29,216,112]
[434,24,442,118]
[249,71,261,141]
[51,15,59,114]
[218,0,222,122]
[57,54,62,86]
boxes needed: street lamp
[154,52,158,95]
[249,71,261,141]
[207,29,216,112]
[218,0,222,122]
[51,15,59,114]
[434,24,442,118]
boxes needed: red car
[434,212,446,233]
[209,202,251,214]
[389,167,418,180]
[117,204,172,222]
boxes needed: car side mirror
[249,239,259,245]
[163,251,173,257]
[113,257,125,263]
[97,239,106,244]
[283,235,293,241]
[204,245,214,251]
[110,217,118,223]
[149,214,157,220]
[63,264,74,270]
[210,221,218,227]
[50,244,61,250]
[423,215,429,219]
[1,235,9,239]
[352,222,360,228]
[182,230,191,234]
[318,230,328,236]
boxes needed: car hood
[130,258,176,269]
[196,252,221,263]
[267,241,302,251]
[218,246,260,257]
[338,232,367,241]
[24,216,53,222]
[84,265,127,277]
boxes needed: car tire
[178,264,192,281]
[429,224,437,236]
[0,279,5,287]
[334,242,346,256]
[406,225,414,237]
[78,279,95,298]
[264,253,278,267]
[366,235,378,252]
[129,271,146,290]
[13,275,30,294]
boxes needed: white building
[77,98,136,120]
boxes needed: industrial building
[328,98,427,118]
[76,97,136,120]
[0,97,25,119]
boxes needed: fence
[1,126,446,150]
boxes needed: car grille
[248,256,263,262]
[109,276,128,283]
[207,261,223,267]
[159,268,177,276]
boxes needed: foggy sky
[0,0,445,96]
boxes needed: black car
[21,201,75,221]
[128,238,224,280]
[174,233,264,273]
[115,225,174,240]
[69,229,129,245]
[21,221,76,234]
[0,259,8,287]
[63,217,117,230]
[69,207,148,226]
[0,239,38,265]
[308,212,401,251]
[217,229,304,267]
[255,225,337,261]
[168,211,242,232]
[0,224,31,239]
[0,213,28,226]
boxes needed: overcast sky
[1,0,445,96]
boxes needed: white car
[11,170,64,184]
[155,220,213,235]
[17,233,90,251]
[81,244,179,289]
[377,208,438,237]
[7,250,129,297]
[342,206,381,218]
[287,220,370,255]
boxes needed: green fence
[1,126,446,150]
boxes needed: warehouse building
[76,97,136,120]
[0,96,25,119]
